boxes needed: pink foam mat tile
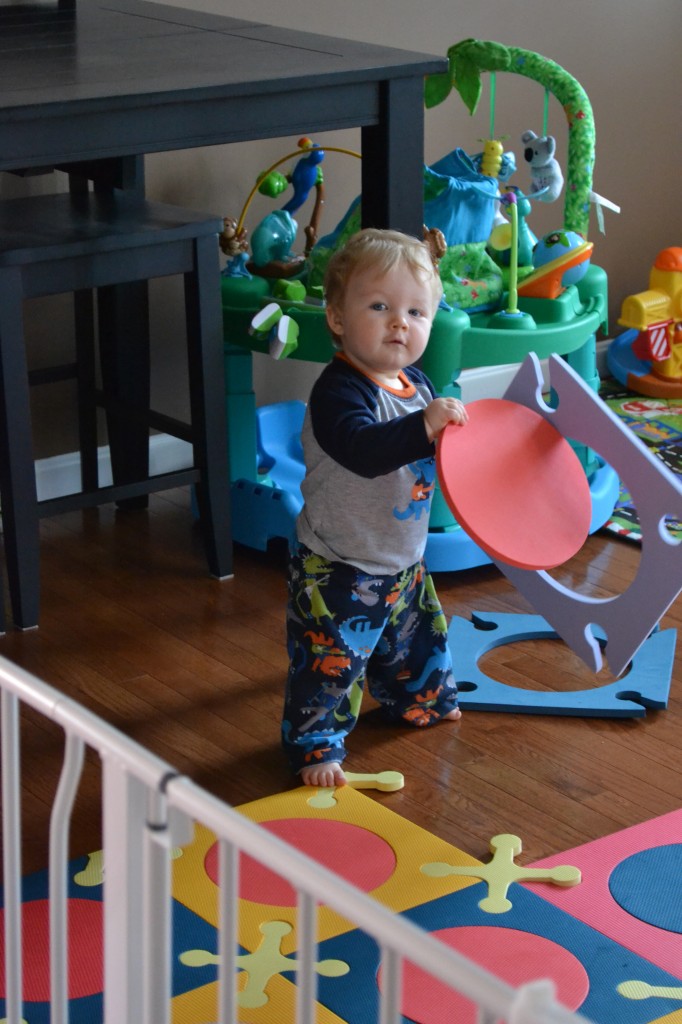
[524,807,682,979]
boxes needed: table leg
[0,269,41,628]
[361,75,426,237]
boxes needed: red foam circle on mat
[0,898,103,1002]
[437,399,592,570]
[380,925,589,1024]
[205,818,396,907]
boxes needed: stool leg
[184,234,233,579]
[74,289,99,492]
[0,270,41,628]
[97,281,150,509]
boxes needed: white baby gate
[0,652,594,1024]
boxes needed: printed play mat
[599,378,682,542]
[3,786,682,1024]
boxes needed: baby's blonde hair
[323,228,443,328]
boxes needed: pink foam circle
[437,399,592,569]
[380,925,589,1024]
[205,818,396,906]
[0,898,103,1002]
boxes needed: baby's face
[326,263,435,387]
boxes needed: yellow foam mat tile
[171,976,349,1024]
[172,784,482,951]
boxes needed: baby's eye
[370,302,387,311]
[409,308,426,318]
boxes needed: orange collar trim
[335,353,416,397]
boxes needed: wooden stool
[0,190,232,629]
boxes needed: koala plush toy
[520,130,564,202]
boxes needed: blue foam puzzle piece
[448,611,675,717]
[0,855,220,1021]
[0,985,102,1023]
[0,856,104,1024]
[313,883,682,1024]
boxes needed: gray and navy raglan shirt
[296,354,438,575]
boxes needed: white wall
[10,0,682,454]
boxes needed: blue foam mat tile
[0,855,221,1021]
[448,611,675,717]
[313,882,682,1024]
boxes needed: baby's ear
[326,304,344,337]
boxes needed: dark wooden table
[0,0,446,232]
[0,0,446,613]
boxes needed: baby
[281,228,468,787]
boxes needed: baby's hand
[423,397,468,442]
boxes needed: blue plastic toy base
[607,329,651,384]
[448,611,675,717]
[607,328,682,399]
[231,478,301,551]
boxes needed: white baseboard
[34,340,611,501]
[35,434,194,502]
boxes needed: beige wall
[9,0,681,456]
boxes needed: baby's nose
[392,312,408,329]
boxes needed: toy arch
[424,39,595,237]
[235,142,361,238]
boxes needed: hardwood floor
[2,488,681,876]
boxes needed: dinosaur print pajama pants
[282,545,459,774]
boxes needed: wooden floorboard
[1,488,681,874]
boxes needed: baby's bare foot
[300,762,347,788]
[443,706,462,721]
